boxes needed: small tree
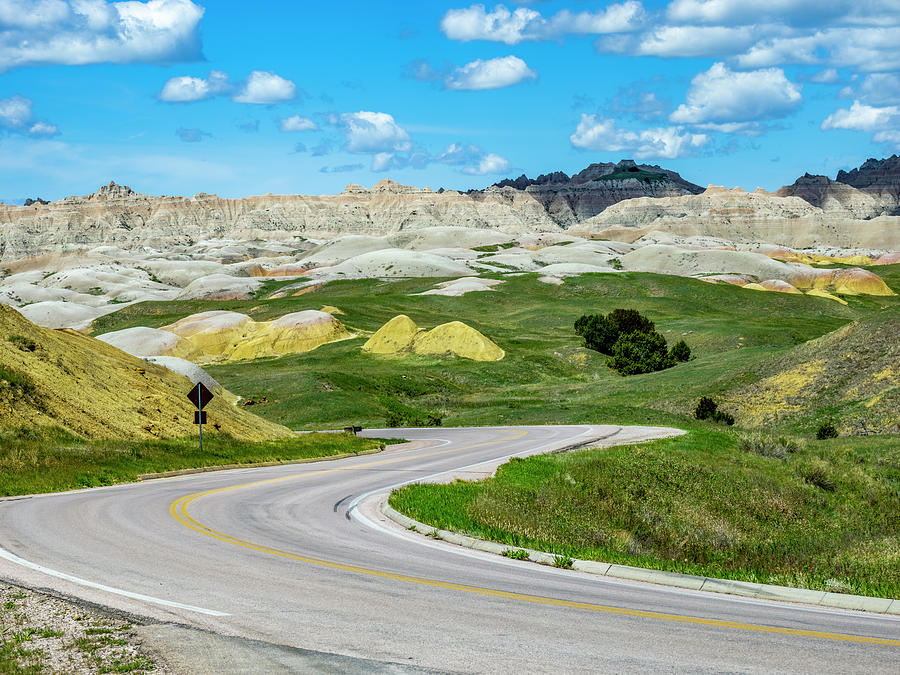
[607,330,674,375]
[694,396,718,420]
[574,314,619,354]
[670,340,691,362]
[607,308,655,335]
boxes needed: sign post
[187,382,214,453]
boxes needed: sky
[2,0,900,202]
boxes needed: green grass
[0,426,387,496]
[390,428,900,598]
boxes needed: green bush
[694,397,734,425]
[574,314,619,354]
[816,421,839,440]
[607,330,675,375]
[669,340,691,362]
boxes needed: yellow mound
[162,310,350,364]
[413,321,505,361]
[742,282,769,292]
[362,315,504,361]
[0,304,292,440]
[758,279,802,294]
[362,315,420,354]
[805,289,848,305]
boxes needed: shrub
[694,396,718,420]
[801,464,836,492]
[816,421,839,440]
[694,397,734,425]
[669,340,691,362]
[7,334,37,352]
[607,330,675,375]
[574,314,619,354]
[501,549,530,561]
[607,308,655,335]
[739,434,802,460]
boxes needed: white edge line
[0,547,230,617]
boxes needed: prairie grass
[0,426,386,496]
[390,430,900,598]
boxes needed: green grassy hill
[91,264,900,434]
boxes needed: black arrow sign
[187,382,214,410]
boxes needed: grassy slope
[0,426,385,496]
[390,428,900,598]
[92,268,898,433]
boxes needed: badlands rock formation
[0,179,558,262]
[98,309,350,364]
[487,159,704,227]
[363,315,504,361]
[577,185,900,249]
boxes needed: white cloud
[462,153,511,175]
[445,55,536,90]
[670,62,802,125]
[0,95,33,128]
[159,70,229,102]
[666,0,897,27]
[809,68,840,84]
[570,114,707,159]
[595,3,900,72]
[0,0,205,71]
[821,101,900,132]
[0,94,58,137]
[233,71,296,104]
[441,2,645,44]
[279,115,317,132]
[28,121,58,136]
[339,111,411,153]
[604,25,758,58]
[854,73,900,105]
[436,142,483,165]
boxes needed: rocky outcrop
[576,185,900,249]
[836,155,900,210]
[774,174,891,219]
[485,159,703,227]
[0,181,560,262]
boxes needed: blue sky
[1,0,899,202]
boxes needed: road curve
[0,424,898,673]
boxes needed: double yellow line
[170,430,900,647]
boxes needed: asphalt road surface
[0,425,898,673]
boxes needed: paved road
[0,425,898,673]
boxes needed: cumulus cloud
[670,63,802,126]
[0,94,58,137]
[279,115,317,132]
[233,71,296,104]
[848,73,900,106]
[445,55,536,90]
[441,2,645,44]
[570,114,707,159]
[462,153,511,175]
[0,0,204,71]
[159,70,229,102]
[338,111,411,153]
[595,2,900,72]
[821,101,900,132]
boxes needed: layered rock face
[576,185,900,249]
[486,159,704,227]
[774,174,893,219]
[0,179,559,262]
[836,155,900,210]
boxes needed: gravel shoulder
[1,582,170,674]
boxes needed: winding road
[0,425,898,673]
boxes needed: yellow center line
[169,430,900,648]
